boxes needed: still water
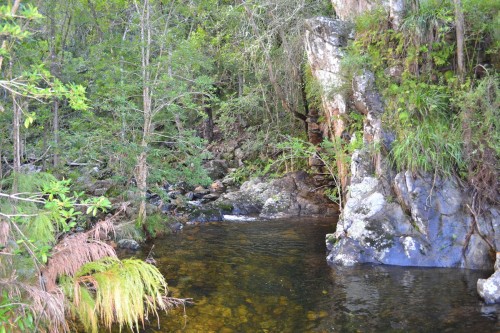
[136,218,500,332]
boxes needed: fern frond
[71,258,171,333]
[42,233,117,292]
[25,213,55,245]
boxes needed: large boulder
[217,171,338,219]
[327,159,496,270]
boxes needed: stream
[132,217,500,332]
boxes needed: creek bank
[82,169,338,246]
[143,171,338,224]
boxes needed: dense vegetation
[341,0,499,209]
[0,1,331,332]
[0,0,498,332]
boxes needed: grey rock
[217,171,337,219]
[328,169,495,270]
[331,0,405,29]
[167,190,182,200]
[188,207,224,223]
[478,271,500,304]
[169,222,183,232]
[304,17,353,139]
[200,193,220,203]
[193,186,210,199]
[117,239,140,251]
[204,159,228,180]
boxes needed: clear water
[134,218,500,332]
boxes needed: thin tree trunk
[52,99,59,167]
[49,3,60,167]
[135,0,152,226]
[12,95,21,193]
[0,141,3,191]
[203,106,214,142]
[454,0,466,82]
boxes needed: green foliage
[0,173,112,270]
[390,117,464,175]
[455,75,499,204]
[303,64,324,110]
[345,0,498,182]
[1,172,177,332]
[386,80,451,121]
[324,187,340,205]
[144,214,172,238]
[274,136,316,174]
[66,257,169,333]
[0,292,35,333]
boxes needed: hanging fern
[63,257,172,333]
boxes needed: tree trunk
[49,2,60,167]
[52,99,59,167]
[12,95,21,193]
[134,0,152,226]
[454,0,466,82]
[0,140,3,191]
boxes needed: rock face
[327,164,497,269]
[304,17,352,141]
[303,0,500,303]
[319,44,497,270]
[331,0,405,28]
[217,171,338,219]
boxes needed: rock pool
[131,218,499,332]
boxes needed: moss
[326,234,338,245]
[214,201,234,213]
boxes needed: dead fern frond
[87,202,129,240]
[42,233,117,292]
[88,219,115,241]
[23,284,69,333]
[41,205,130,293]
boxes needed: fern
[70,258,170,333]
[26,213,55,245]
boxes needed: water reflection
[131,218,499,332]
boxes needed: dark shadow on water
[119,217,500,332]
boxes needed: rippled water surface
[136,218,500,332]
